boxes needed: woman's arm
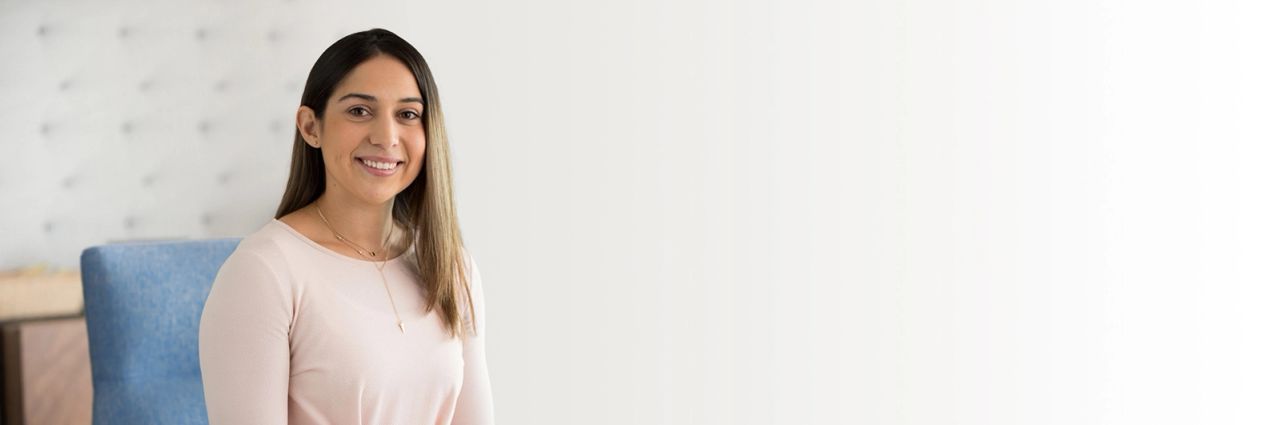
[452,251,495,424]
[198,250,292,424]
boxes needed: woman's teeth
[361,159,398,170]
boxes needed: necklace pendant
[398,322,406,334]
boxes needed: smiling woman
[197,28,494,425]
[296,56,428,211]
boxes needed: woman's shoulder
[204,221,300,329]
[220,219,309,277]
[235,219,294,256]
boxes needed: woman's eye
[348,107,371,117]
[400,110,421,120]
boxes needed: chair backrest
[80,238,241,425]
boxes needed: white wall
[434,0,1280,423]
[6,0,1279,423]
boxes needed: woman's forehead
[331,56,421,102]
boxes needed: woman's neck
[312,193,398,255]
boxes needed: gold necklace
[314,205,388,258]
[314,204,407,334]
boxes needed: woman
[199,28,494,424]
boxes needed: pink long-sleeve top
[199,219,494,424]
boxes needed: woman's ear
[296,106,321,147]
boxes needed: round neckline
[270,218,411,264]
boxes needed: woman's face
[297,54,427,207]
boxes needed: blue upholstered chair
[80,239,241,425]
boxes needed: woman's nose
[369,113,399,147]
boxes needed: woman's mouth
[356,157,403,176]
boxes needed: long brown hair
[274,28,476,339]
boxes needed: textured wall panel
[0,0,423,268]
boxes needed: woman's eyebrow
[337,92,425,104]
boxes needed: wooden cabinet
[0,316,92,425]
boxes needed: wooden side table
[0,316,92,425]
